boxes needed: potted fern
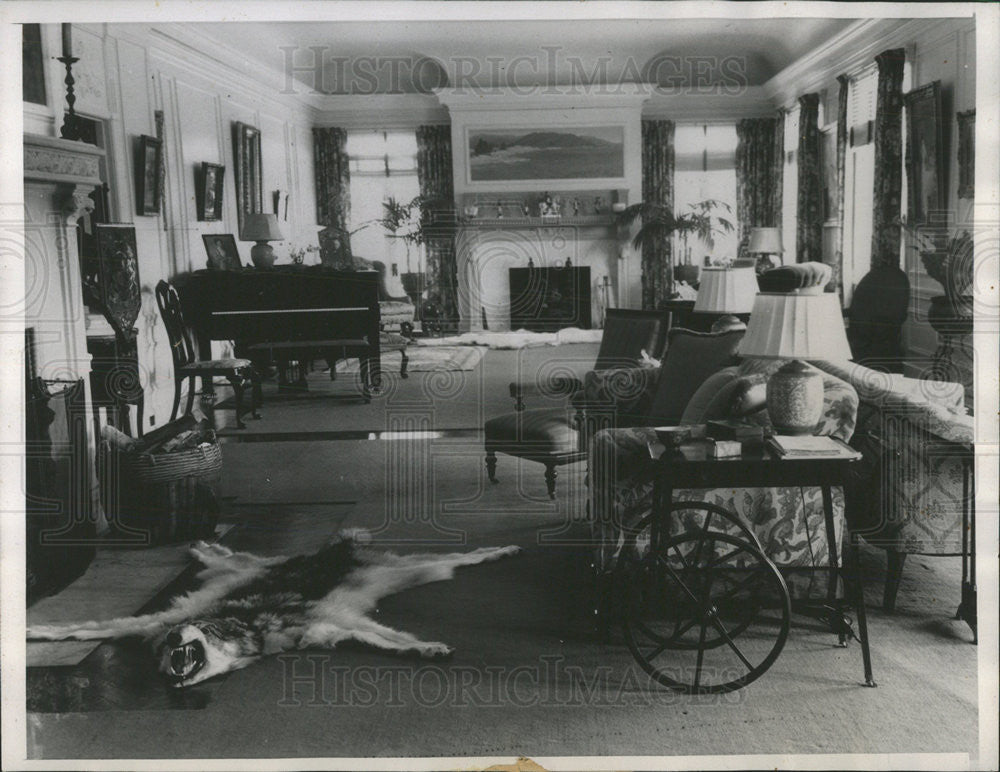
[617,198,735,296]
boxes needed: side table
[615,440,875,693]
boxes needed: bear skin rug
[27,532,521,687]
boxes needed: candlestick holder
[57,55,81,141]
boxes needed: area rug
[415,327,603,349]
[335,345,486,374]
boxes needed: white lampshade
[242,213,284,242]
[747,227,784,254]
[694,266,759,314]
[738,291,852,361]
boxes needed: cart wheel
[618,530,790,694]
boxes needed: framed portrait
[201,233,242,271]
[198,162,225,221]
[904,81,943,223]
[232,122,263,235]
[957,109,975,199]
[135,135,163,216]
[465,125,626,185]
[94,224,142,337]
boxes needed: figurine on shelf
[496,200,503,219]
[572,198,580,216]
[565,256,572,268]
[594,196,604,214]
[522,201,531,217]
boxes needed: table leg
[847,532,877,687]
[821,485,840,606]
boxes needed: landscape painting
[468,126,625,182]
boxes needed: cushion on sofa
[679,366,738,424]
[647,328,744,425]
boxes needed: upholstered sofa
[811,361,974,616]
[583,328,859,601]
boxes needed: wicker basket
[118,442,223,485]
[99,440,222,544]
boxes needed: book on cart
[767,435,861,460]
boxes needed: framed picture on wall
[465,125,626,185]
[957,109,975,199]
[198,162,225,221]
[233,122,263,236]
[94,224,142,336]
[201,234,242,271]
[904,81,943,223]
[135,135,163,216]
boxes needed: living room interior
[11,5,998,767]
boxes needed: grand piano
[175,266,382,396]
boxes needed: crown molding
[642,87,775,120]
[763,17,972,108]
[312,94,448,129]
[435,85,650,112]
[106,23,324,119]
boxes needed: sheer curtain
[345,129,422,294]
[674,123,739,264]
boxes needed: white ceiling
[192,18,858,94]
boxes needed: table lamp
[737,263,852,435]
[693,265,759,332]
[242,213,284,269]
[747,227,783,274]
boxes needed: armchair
[508,308,670,411]
[584,353,859,601]
[484,309,670,499]
[318,226,416,336]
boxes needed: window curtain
[773,109,785,237]
[641,119,675,309]
[834,74,850,296]
[870,48,906,270]
[313,127,351,237]
[735,118,781,257]
[796,93,823,263]
[416,124,458,327]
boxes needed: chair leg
[228,376,246,430]
[485,451,498,484]
[184,375,197,417]
[170,378,182,422]
[544,463,557,500]
[883,549,907,612]
[400,348,409,379]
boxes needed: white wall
[27,23,319,431]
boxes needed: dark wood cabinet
[509,266,591,332]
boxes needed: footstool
[484,408,585,499]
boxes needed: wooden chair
[155,280,262,429]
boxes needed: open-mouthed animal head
[157,619,261,687]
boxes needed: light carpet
[335,345,486,374]
[415,328,603,349]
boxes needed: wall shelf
[459,215,619,230]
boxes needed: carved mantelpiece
[24,134,105,189]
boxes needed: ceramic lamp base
[766,359,823,435]
[251,241,275,269]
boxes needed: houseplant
[616,198,735,296]
[378,195,456,305]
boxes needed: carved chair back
[155,281,198,372]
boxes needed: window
[346,130,423,283]
[673,123,739,264]
[781,106,800,264]
[842,66,877,305]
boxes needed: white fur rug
[415,327,603,350]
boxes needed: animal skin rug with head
[28,532,520,687]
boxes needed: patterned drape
[796,93,823,263]
[641,120,675,309]
[773,109,784,235]
[870,48,906,269]
[834,74,850,296]
[416,124,458,326]
[313,127,351,236]
[735,118,781,257]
